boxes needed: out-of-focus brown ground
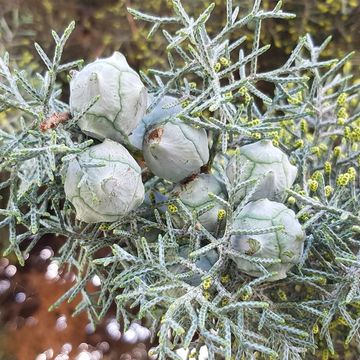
[1,269,89,359]
[0,249,149,360]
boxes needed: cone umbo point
[143,120,209,183]
[64,139,145,223]
[230,198,305,281]
[129,95,181,150]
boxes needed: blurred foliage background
[0,0,359,75]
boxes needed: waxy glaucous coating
[70,52,147,143]
[129,95,181,150]
[143,120,209,182]
[171,174,226,232]
[173,246,219,286]
[230,199,305,281]
[226,140,297,202]
[64,139,144,223]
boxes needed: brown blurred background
[0,0,359,359]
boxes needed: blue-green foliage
[1,1,360,359]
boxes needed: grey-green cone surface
[171,173,226,232]
[143,120,209,182]
[230,198,305,281]
[64,139,144,223]
[226,140,297,202]
[70,51,148,143]
[129,95,181,150]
